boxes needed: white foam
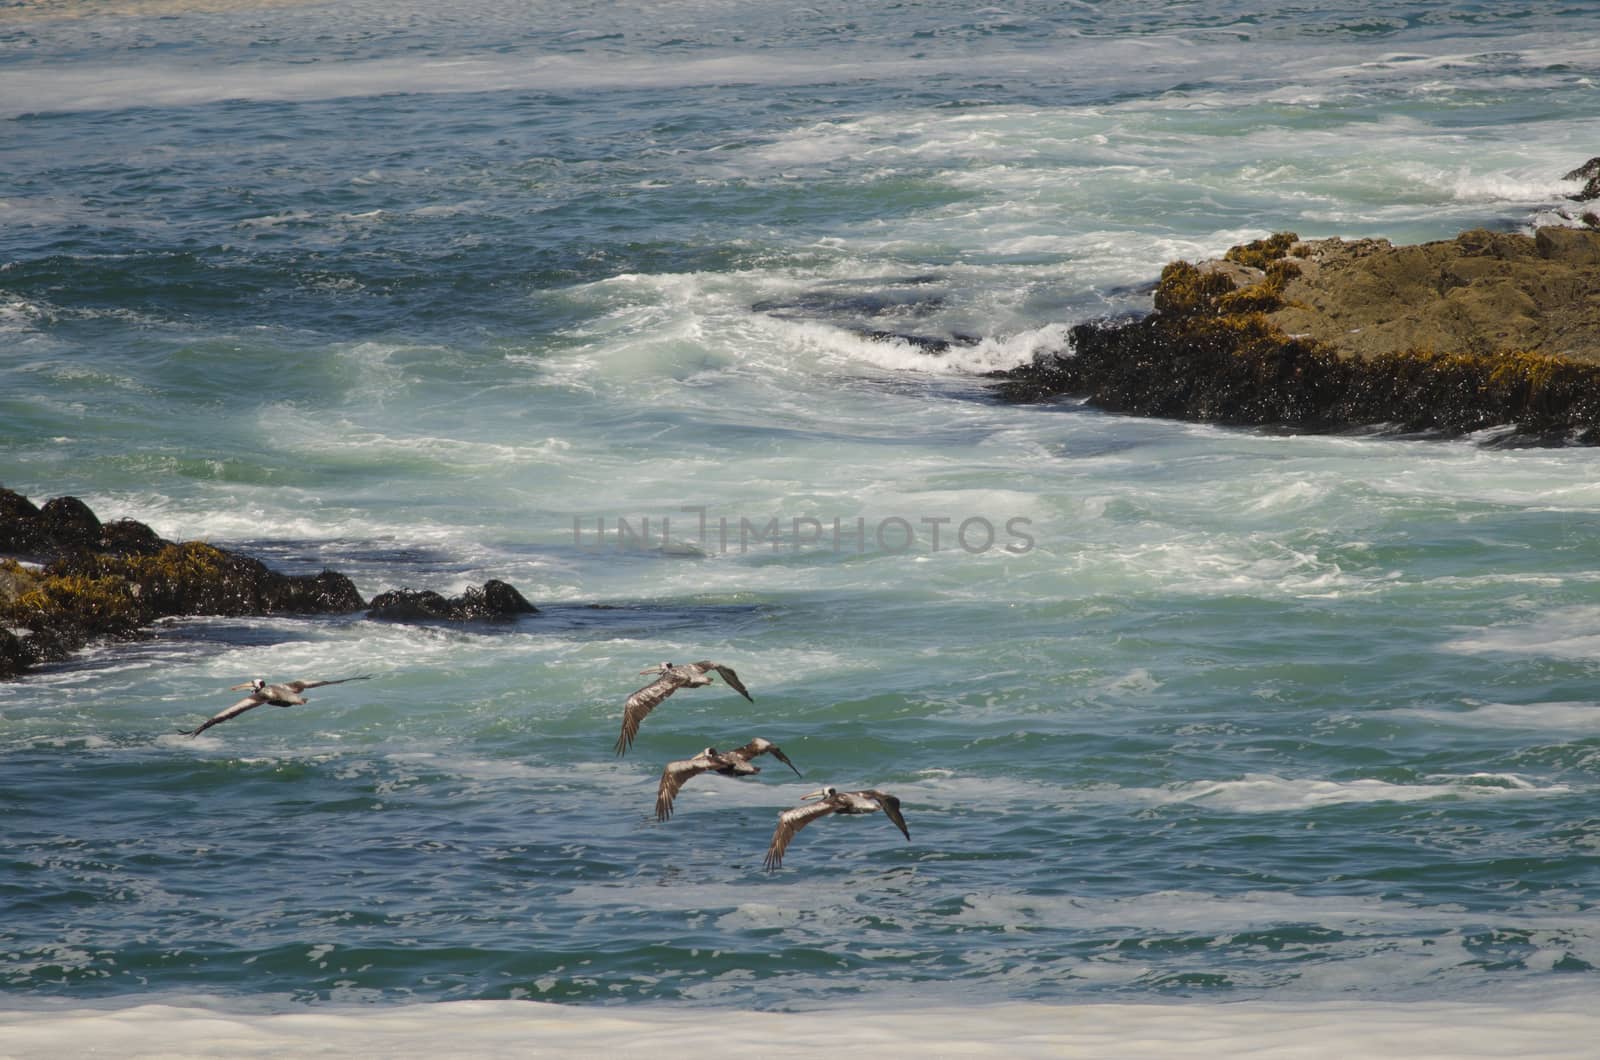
[878,769,1576,818]
[1441,607,1600,660]
[1,996,1596,1058]
[816,322,1075,376]
[1122,772,1571,813]
[951,886,1543,935]
[1397,701,1600,731]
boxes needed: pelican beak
[800,788,829,801]
[228,682,255,691]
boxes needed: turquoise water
[3,0,1599,1013]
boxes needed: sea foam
[2,996,1597,1059]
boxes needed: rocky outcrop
[994,226,1600,444]
[1565,157,1600,204]
[1258,227,1600,363]
[366,579,538,622]
[0,489,369,679]
[1,488,537,678]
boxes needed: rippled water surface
[3,0,1599,1014]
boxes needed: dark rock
[861,329,956,353]
[54,545,368,619]
[367,579,538,622]
[0,627,27,680]
[2,490,535,679]
[1,495,372,679]
[38,496,102,551]
[472,579,539,618]
[365,589,453,621]
[99,518,168,556]
[0,488,52,556]
[261,569,366,614]
[2,490,170,560]
[1564,156,1600,202]
[992,231,1600,445]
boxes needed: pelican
[763,786,910,871]
[178,675,374,737]
[655,738,802,822]
[614,660,753,755]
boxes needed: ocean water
[3,0,1600,1053]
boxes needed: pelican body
[615,660,753,755]
[179,674,373,737]
[654,738,801,822]
[763,786,910,871]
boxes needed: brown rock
[993,226,1600,445]
[1537,225,1600,265]
[1260,228,1600,363]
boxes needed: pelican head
[252,678,266,691]
[801,786,838,801]
[639,661,672,675]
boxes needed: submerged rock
[366,579,538,622]
[994,225,1600,444]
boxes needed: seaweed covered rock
[53,543,365,618]
[100,518,168,557]
[1,491,367,678]
[367,579,538,622]
[1,490,539,678]
[0,488,176,560]
[995,226,1600,444]
[1263,228,1600,361]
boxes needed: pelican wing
[763,799,838,871]
[180,693,265,737]
[764,744,802,777]
[281,674,374,693]
[867,791,911,841]
[691,662,753,702]
[730,738,801,776]
[615,672,685,754]
[655,755,714,822]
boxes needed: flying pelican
[614,660,753,755]
[178,675,374,737]
[655,738,802,822]
[763,786,910,871]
